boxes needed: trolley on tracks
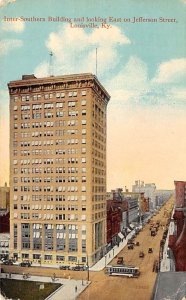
[105,265,140,278]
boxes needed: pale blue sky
[0,0,186,189]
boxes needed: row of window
[18,100,86,111]
[15,129,87,138]
[20,120,79,128]
[14,204,86,210]
[18,148,84,156]
[15,213,87,221]
[14,90,87,102]
[14,157,87,165]
[17,175,86,183]
[13,185,88,192]
[13,195,87,201]
[14,110,85,120]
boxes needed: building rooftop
[8,73,110,100]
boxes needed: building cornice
[8,73,110,104]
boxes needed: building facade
[8,73,110,266]
[0,183,10,210]
[132,180,156,209]
[168,181,186,271]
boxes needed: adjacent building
[8,73,110,266]
[106,188,148,237]
[0,183,10,210]
[168,181,186,271]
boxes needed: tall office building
[8,73,110,266]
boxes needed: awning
[128,224,135,230]
[118,232,124,239]
[130,224,135,228]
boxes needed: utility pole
[49,51,54,77]
[87,253,90,282]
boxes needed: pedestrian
[82,279,84,285]
[9,272,11,278]
[75,286,77,293]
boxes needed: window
[56,111,64,117]
[56,102,63,108]
[68,101,76,107]
[81,99,86,105]
[32,104,42,110]
[44,103,54,109]
[82,186,86,192]
[82,120,86,125]
[56,255,65,261]
[56,92,65,98]
[68,256,77,262]
[44,255,52,260]
[81,90,86,96]
[33,113,41,119]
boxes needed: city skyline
[0,0,186,190]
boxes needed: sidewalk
[0,273,90,300]
[90,226,142,271]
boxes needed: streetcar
[105,265,140,278]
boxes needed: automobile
[59,265,71,270]
[71,265,86,271]
[139,251,145,258]
[127,239,135,245]
[151,230,156,236]
[3,260,14,265]
[19,260,32,267]
[117,257,124,265]
[148,248,153,253]
[128,244,134,250]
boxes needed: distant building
[132,180,156,209]
[168,181,186,271]
[0,233,10,259]
[140,193,150,213]
[0,211,10,233]
[0,183,10,210]
[155,189,173,207]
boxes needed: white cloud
[0,0,16,7]
[1,20,25,32]
[106,56,186,107]
[0,39,23,55]
[152,58,186,84]
[108,56,149,104]
[35,24,130,77]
